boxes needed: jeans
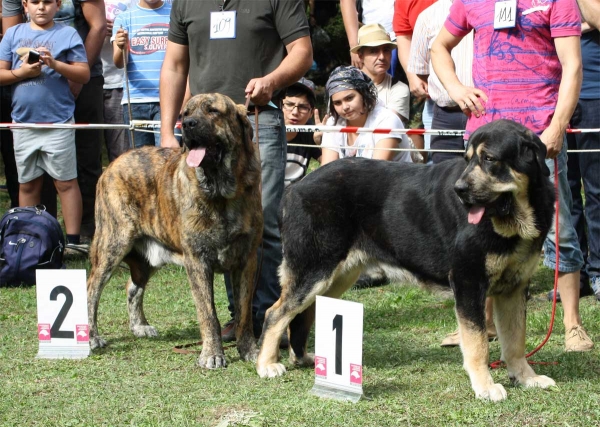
[543,139,585,272]
[0,86,19,207]
[567,99,600,280]
[430,104,468,164]
[76,76,104,237]
[422,98,434,159]
[123,102,161,148]
[103,89,129,162]
[226,109,286,335]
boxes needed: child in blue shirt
[0,0,90,248]
[113,0,171,147]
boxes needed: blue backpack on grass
[0,205,65,286]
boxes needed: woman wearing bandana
[321,66,413,165]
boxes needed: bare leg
[19,176,44,206]
[560,271,594,351]
[54,178,82,235]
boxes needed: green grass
[1,170,600,426]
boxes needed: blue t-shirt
[113,2,171,103]
[1,0,103,77]
[580,30,600,100]
[0,23,88,123]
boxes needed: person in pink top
[431,0,593,352]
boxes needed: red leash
[490,157,560,368]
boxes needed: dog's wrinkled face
[181,93,252,170]
[454,119,549,225]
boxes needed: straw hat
[350,23,397,53]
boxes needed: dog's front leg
[452,275,507,401]
[230,254,259,363]
[494,286,555,390]
[186,261,226,369]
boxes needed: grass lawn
[1,172,599,427]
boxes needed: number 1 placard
[311,296,364,402]
[36,269,90,359]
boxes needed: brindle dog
[257,119,556,401]
[87,93,263,369]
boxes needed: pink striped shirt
[445,0,581,137]
[408,0,474,107]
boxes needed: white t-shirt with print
[322,103,412,163]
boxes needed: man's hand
[106,19,114,37]
[350,51,363,69]
[69,81,84,99]
[245,76,276,106]
[161,134,180,149]
[446,83,488,118]
[407,73,428,98]
[539,123,564,159]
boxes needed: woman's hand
[313,108,330,146]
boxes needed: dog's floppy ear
[236,104,255,151]
[520,130,550,177]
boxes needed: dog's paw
[519,375,556,389]
[475,383,507,401]
[257,362,287,378]
[289,352,314,367]
[131,325,158,338]
[198,353,227,369]
[240,347,259,363]
[89,336,107,350]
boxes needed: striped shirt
[407,0,474,107]
[113,2,171,103]
[445,0,581,137]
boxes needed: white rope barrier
[1,121,598,153]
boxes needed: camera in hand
[27,50,41,64]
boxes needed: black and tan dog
[87,93,263,368]
[257,119,556,401]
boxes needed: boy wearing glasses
[283,78,324,186]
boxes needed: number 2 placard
[312,296,364,402]
[36,269,90,359]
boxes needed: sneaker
[64,242,90,257]
[440,326,497,347]
[547,280,594,302]
[440,330,460,347]
[591,276,600,302]
[565,325,594,352]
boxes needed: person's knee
[54,178,80,194]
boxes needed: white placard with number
[36,269,90,359]
[494,0,517,29]
[311,296,364,402]
[210,11,236,39]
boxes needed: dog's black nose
[182,117,198,129]
[454,179,469,197]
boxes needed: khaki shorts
[12,118,77,183]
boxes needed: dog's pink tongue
[468,206,485,225]
[186,147,206,168]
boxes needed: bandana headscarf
[325,66,377,101]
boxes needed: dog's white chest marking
[135,239,183,267]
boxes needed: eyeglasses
[282,101,312,114]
